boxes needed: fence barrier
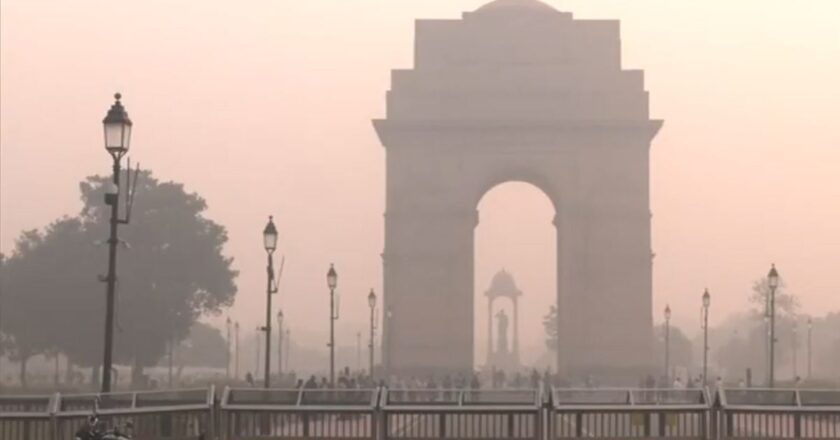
[2,386,838,439]
[0,387,215,440]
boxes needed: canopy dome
[486,269,522,297]
[475,0,557,14]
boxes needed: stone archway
[374,0,662,379]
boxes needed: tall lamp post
[368,289,377,379]
[807,317,813,380]
[261,216,279,388]
[702,289,711,387]
[255,327,262,379]
[768,264,780,387]
[285,328,291,372]
[234,321,240,380]
[327,264,338,386]
[792,320,798,379]
[277,310,284,379]
[100,93,135,393]
[226,317,232,380]
[664,304,672,381]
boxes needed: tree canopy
[0,170,237,382]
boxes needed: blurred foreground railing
[0,387,215,440]
[381,388,544,440]
[717,388,840,439]
[2,386,839,439]
[550,388,711,439]
[219,387,379,439]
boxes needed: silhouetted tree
[176,322,228,368]
[1,171,238,386]
[749,277,798,318]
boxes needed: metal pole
[101,157,121,393]
[792,323,798,379]
[369,304,375,378]
[357,332,361,372]
[807,319,812,379]
[235,322,240,380]
[226,320,231,380]
[703,304,709,386]
[285,329,291,372]
[277,316,283,378]
[255,329,261,380]
[168,335,174,388]
[329,287,335,387]
[665,317,670,381]
[769,285,777,387]
[264,253,273,388]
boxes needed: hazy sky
[1,0,838,362]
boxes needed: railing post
[438,412,446,438]
[794,412,801,438]
[50,392,60,440]
[658,411,666,438]
[575,412,583,438]
[508,412,515,438]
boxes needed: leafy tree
[748,277,798,318]
[175,322,228,368]
[1,170,237,386]
[1,218,99,386]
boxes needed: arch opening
[474,181,557,374]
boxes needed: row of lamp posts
[662,264,813,388]
[97,96,812,392]
[256,217,379,389]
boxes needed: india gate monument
[374,0,662,379]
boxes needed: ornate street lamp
[261,216,279,388]
[327,264,338,386]
[100,93,139,393]
[664,304,672,381]
[368,289,378,379]
[767,264,779,387]
[702,289,711,387]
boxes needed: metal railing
[380,388,544,440]
[219,387,379,439]
[0,387,215,440]
[717,388,840,439]
[549,388,711,439]
[3,386,839,439]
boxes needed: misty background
[1,0,838,378]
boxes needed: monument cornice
[373,119,663,147]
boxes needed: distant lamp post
[368,289,378,378]
[664,304,672,381]
[234,321,240,380]
[226,317,232,380]
[792,320,799,379]
[261,216,279,388]
[327,264,339,386]
[807,317,813,380]
[100,93,139,393]
[285,328,291,372]
[277,310,284,378]
[702,289,711,387]
[255,326,262,379]
[767,264,780,387]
